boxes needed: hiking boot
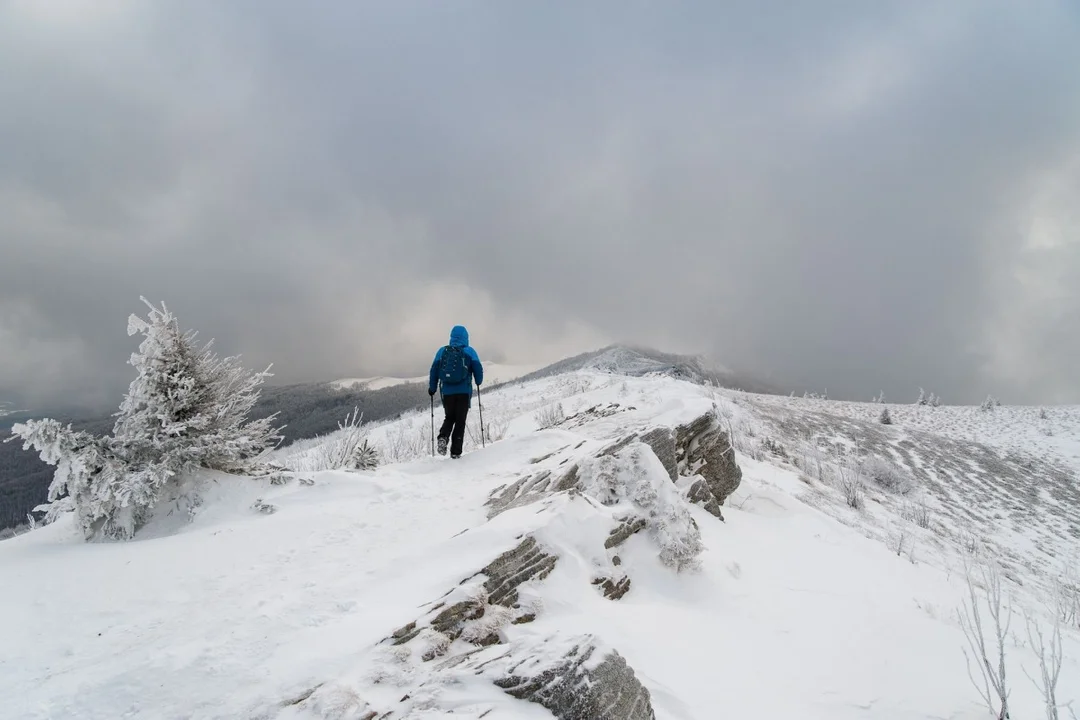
[451,453,461,459]
[437,437,448,456]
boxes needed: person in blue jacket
[428,325,483,458]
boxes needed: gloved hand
[428,388,436,397]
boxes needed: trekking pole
[477,383,485,448]
[430,394,435,456]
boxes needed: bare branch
[957,554,1012,719]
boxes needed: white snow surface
[3,372,1079,719]
[331,363,542,391]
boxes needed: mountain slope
[2,371,1077,719]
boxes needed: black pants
[439,393,470,456]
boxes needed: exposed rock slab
[675,411,742,510]
[685,477,724,520]
[386,536,555,655]
[486,410,742,529]
[605,515,648,549]
[486,465,581,518]
[494,635,656,720]
[592,574,632,600]
[639,427,677,482]
[479,535,558,608]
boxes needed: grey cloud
[1,0,1078,410]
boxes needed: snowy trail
[3,371,1079,719]
[3,431,569,720]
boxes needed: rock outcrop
[486,464,581,518]
[639,427,677,482]
[356,531,658,719]
[478,535,559,608]
[673,411,742,518]
[605,515,648,549]
[387,536,556,653]
[592,573,632,600]
[685,477,724,518]
[580,442,704,572]
[495,635,656,720]
[488,410,742,525]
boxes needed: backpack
[439,345,470,386]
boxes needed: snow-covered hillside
[3,372,1078,719]
[331,363,542,392]
[511,344,780,395]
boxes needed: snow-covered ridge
[510,344,766,391]
[3,370,1078,719]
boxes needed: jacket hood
[449,325,469,347]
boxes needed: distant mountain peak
[510,344,778,393]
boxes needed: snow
[331,363,543,391]
[2,371,1079,719]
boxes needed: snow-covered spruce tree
[917,388,927,405]
[10,299,282,540]
[114,299,281,474]
[6,418,126,532]
[879,406,893,425]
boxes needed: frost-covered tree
[981,395,1000,412]
[917,388,927,405]
[113,299,281,474]
[5,419,125,531]
[8,299,282,540]
[879,406,893,425]
[929,393,941,407]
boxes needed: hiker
[428,325,483,458]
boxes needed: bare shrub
[891,522,909,557]
[1025,611,1064,720]
[961,530,985,558]
[1052,562,1080,630]
[314,408,379,472]
[901,496,932,529]
[1021,564,1080,720]
[863,455,914,494]
[762,436,788,459]
[380,421,428,464]
[467,413,507,446]
[560,375,591,395]
[835,460,864,510]
[534,402,566,430]
[958,556,1012,720]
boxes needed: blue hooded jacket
[429,325,483,399]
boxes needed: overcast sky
[2,0,1079,410]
